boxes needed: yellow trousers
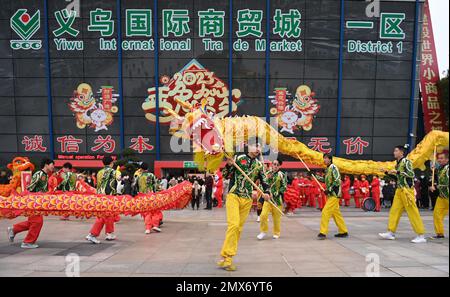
[260,202,283,236]
[220,193,253,259]
[320,196,348,235]
[388,188,425,234]
[434,197,449,235]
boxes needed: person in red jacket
[214,171,224,208]
[371,175,381,212]
[341,175,351,207]
[295,173,304,206]
[305,177,315,208]
[317,178,327,210]
[353,177,362,208]
[360,175,370,202]
[292,173,303,207]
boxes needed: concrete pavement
[0,206,448,277]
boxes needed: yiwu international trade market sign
[11,7,407,55]
[7,4,421,158]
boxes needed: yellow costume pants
[320,196,348,235]
[260,202,283,236]
[388,188,425,234]
[220,193,253,259]
[434,197,449,235]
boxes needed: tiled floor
[0,206,447,277]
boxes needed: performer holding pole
[137,163,162,234]
[379,145,427,243]
[217,137,271,271]
[257,159,287,240]
[7,158,54,249]
[314,154,349,240]
[429,151,449,240]
[59,162,77,221]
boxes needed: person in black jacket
[204,174,214,210]
[382,180,396,208]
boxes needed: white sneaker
[379,232,396,240]
[257,232,266,240]
[256,216,260,222]
[21,242,38,249]
[105,233,116,241]
[411,235,427,244]
[7,227,15,242]
[273,235,280,239]
[151,227,161,233]
[86,234,100,244]
[145,229,151,234]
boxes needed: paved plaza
[0,207,448,277]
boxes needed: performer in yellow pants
[220,193,253,260]
[258,159,287,239]
[217,139,271,271]
[315,154,348,239]
[430,152,449,239]
[319,196,348,236]
[259,203,283,237]
[387,187,425,235]
[380,145,427,243]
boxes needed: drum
[362,197,376,212]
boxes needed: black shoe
[334,232,349,238]
[317,233,326,240]
[430,235,445,240]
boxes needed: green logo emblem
[10,9,42,50]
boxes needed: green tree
[115,148,142,175]
[437,70,449,128]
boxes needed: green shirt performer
[217,137,271,271]
[315,154,349,240]
[379,145,427,243]
[257,159,287,240]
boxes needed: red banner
[275,88,287,113]
[419,0,448,132]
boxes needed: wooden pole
[431,145,437,188]
[295,153,325,192]
[225,154,285,216]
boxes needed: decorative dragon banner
[69,83,119,132]
[269,85,320,134]
[142,59,241,124]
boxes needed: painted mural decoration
[69,83,119,132]
[142,59,241,124]
[269,85,320,134]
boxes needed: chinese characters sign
[419,0,448,132]
[9,7,302,53]
[142,59,241,124]
[346,11,406,54]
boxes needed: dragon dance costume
[316,163,348,237]
[433,163,449,237]
[12,170,48,244]
[219,154,270,271]
[259,169,287,238]
[138,170,163,233]
[384,158,426,236]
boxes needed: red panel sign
[419,0,448,132]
